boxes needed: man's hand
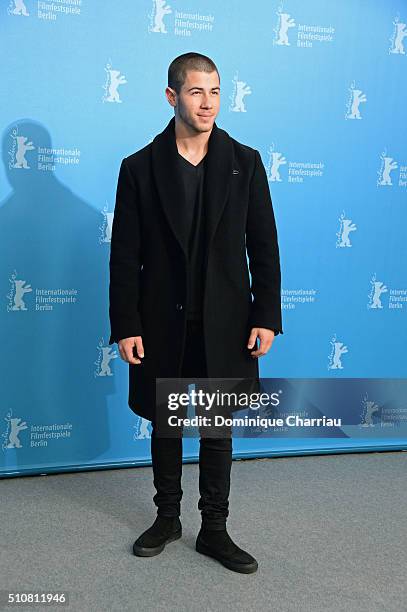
[247,327,275,358]
[118,336,145,365]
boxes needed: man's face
[169,70,220,133]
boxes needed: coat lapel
[151,116,233,261]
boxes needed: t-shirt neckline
[177,152,207,169]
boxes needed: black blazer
[109,116,283,420]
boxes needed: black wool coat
[108,116,283,421]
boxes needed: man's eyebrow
[187,86,220,91]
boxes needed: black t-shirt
[177,152,207,320]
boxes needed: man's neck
[174,116,212,164]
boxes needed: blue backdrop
[1,0,406,477]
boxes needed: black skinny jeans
[151,319,232,530]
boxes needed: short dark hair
[168,52,220,95]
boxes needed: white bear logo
[360,400,380,427]
[99,210,114,243]
[5,418,28,448]
[268,151,287,182]
[134,418,152,439]
[13,136,35,169]
[328,336,348,370]
[377,155,398,186]
[336,214,357,248]
[329,342,348,369]
[103,65,127,103]
[390,20,407,54]
[346,88,367,120]
[275,12,296,46]
[9,0,29,17]
[369,281,388,309]
[95,343,118,377]
[11,279,32,311]
[150,0,172,33]
[230,79,252,113]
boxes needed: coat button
[176,303,183,310]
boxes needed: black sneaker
[133,515,182,557]
[195,527,258,573]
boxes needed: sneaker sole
[133,529,182,557]
[195,539,258,573]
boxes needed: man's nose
[201,95,213,107]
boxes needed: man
[108,52,283,574]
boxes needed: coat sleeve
[246,149,283,335]
[108,157,143,345]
